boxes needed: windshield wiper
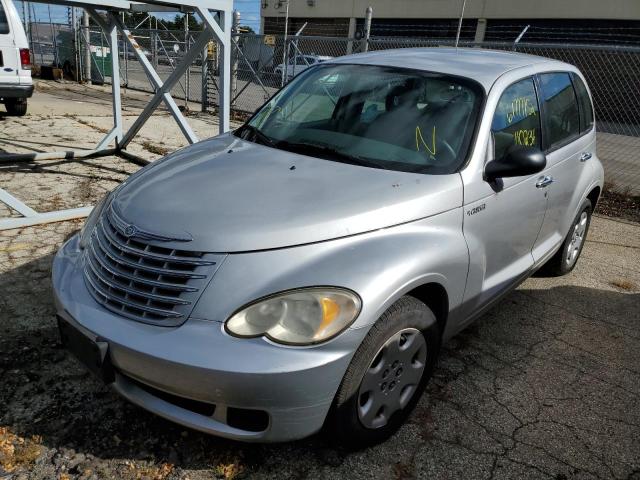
[237,124,277,148]
[276,140,388,170]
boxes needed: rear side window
[572,74,594,133]
[491,77,542,161]
[0,2,9,35]
[538,72,580,148]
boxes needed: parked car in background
[274,54,332,80]
[53,48,603,448]
[0,0,32,116]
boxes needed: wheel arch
[404,282,449,339]
[586,185,601,209]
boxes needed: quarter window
[491,77,541,161]
[538,72,580,148]
[572,74,594,133]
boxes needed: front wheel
[5,98,27,116]
[325,296,441,448]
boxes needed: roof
[329,48,569,90]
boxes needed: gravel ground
[1,83,639,479]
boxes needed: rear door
[0,0,20,85]
[531,71,596,263]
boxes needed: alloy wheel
[566,211,588,268]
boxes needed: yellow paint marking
[415,125,436,155]
[0,243,30,253]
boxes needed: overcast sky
[18,0,261,32]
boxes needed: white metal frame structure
[0,0,232,230]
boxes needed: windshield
[236,64,484,174]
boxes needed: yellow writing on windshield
[507,97,537,124]
[416,125,436,156]
[514,128,536,146]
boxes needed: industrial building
[260,0,640,44]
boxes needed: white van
[0,0,32,116]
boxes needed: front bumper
[52,236,363,442]
[0,84,34,99]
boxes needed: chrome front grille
[83,207,219,326]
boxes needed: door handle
[580,152,592,162]
[536,175,554,188]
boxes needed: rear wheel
[325,296,440,448]
[5,98,27,116]
[539,199,592,276]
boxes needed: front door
[461,76,548,317]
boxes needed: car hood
[112,134,463,252]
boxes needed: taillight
[19,48,31,69]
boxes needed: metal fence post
[232,10,240,107]
[201,42,208,112]
[184,14,190,108]
[82,10,91,83]
[363,6,372,53]
[280,0,289,86]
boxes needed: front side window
[237,64,484,174]
[571,74,594,133]
[491,77,541,161]
[538,72,580,148]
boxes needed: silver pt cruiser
[53,48,603,447]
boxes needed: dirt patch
[610,278,637,291]
[596,184,640,224]
[141,141,170,156]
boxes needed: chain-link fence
[25,23,640,194]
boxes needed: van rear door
[0,0,20,85]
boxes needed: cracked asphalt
[1,83,639,479]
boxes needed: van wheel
[5,99,27,116]
[539,198,592,276]
[325,296,440,449]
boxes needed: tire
[325,296,441,449]
[539,198,592,277]
[5,98,27,116]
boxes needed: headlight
[79,192,110,249]
[225,288,361,345]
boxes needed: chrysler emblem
[109,205,193,242]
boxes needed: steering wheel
[421,137,456,167]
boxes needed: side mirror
[484,146,546,182]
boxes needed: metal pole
[25,2,32,52]
[83,10,91,83]
[72,7,78,81]
[231,10,240,106]
[184,13,189,108]
[21,1,27,34]
[454,0,467,48]
[201,42,208,112]
[280,0,289,87]
[48,5,59,66]
[30,3,43,65]
[153,16,158,67]
[123,12,128,85]
[363,6,372,53]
